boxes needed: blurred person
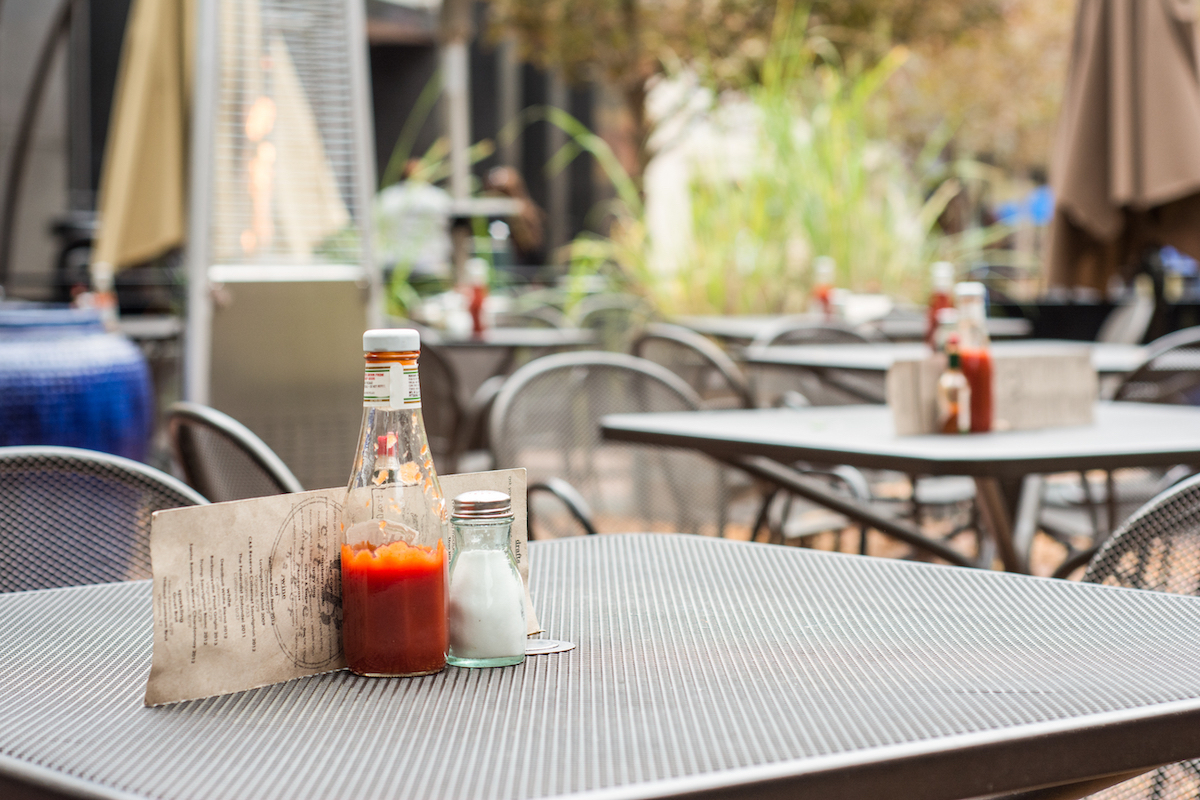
[483,166,545,266]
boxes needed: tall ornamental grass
[563,5,1005,315]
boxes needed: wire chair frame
[1078,472,1200,800]
[1112,325,1200,404]
[416,343,466,474]
[632,322,755,409]
[0,445,208,592]
[488,351,731,538]
[166,402,304,502]
[750,319,874,348]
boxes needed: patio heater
[186,0,379,489]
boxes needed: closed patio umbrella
[1046,0,1200,291]
[91,0,191,276]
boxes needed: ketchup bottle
[953,282,993,433]
[341,329,449,677]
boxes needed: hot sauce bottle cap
[364,328,420,353]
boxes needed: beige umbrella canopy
[1046,0,1200,290]
[91,0,191,275]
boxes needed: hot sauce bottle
[925,261,955,347]
[954,282,993,433]
[341,329,449,677]
[937,335,971,434]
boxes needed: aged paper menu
[144,469,531,706]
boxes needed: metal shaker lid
[452,490,513,519]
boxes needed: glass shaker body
[341,329,449,677]
[955,282,993,433]
[447,491,526,668]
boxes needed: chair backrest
[632,322,754,409]
[1079,472,1200,800]
[488,351,731,538]
[570,293,657,351]
[1112,325,1200,404]
[0,445,208,591]
[750,319,873,348]
[166,402,304,502]
[1096,292,1155,345]
[1082,472,1200,591]
[417,343,465,473]
[494,306,570,329]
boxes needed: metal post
[184,0,220,404]
[345,0,381,327]
[546,71,568,260]
[497,35,521,171]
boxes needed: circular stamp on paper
[271,495,343,669]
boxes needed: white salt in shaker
[446,490,526,668]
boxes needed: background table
[602,403,1200,572]
[744,340,1147,376]
[678,314,1033,344]
[743,340,1147,405]
[5,534,1200,800]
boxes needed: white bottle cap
[931,261,955,290]
[954,281,987,299]
[815,256,836,284]
[363,328,421,352]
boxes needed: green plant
[544,3,1009,315]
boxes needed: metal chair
[166,402,304,502]
[1043,326,1200,562]
[0,445,207,591]
[749,319,881,407]
[1112,325,1200,404]
[632,322,755,409]
[488,351,732,539]
[570,293,657,352]
[750,318,875,348]
[417,342,467,473]
[1074,473,1200,800]
[494,306,570,329]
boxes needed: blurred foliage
[489,0,1010,181]
[556,4,1011,315]
[887,0,1074,172]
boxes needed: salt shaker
[446,490,527,668]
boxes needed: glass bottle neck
[957,299,989,350]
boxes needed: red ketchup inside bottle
[958,347,993,433]
[341,539,447,676]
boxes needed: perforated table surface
[4,534,1200,800]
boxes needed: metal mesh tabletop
[5,534,1200,800]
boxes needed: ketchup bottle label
[363,365,422,409]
